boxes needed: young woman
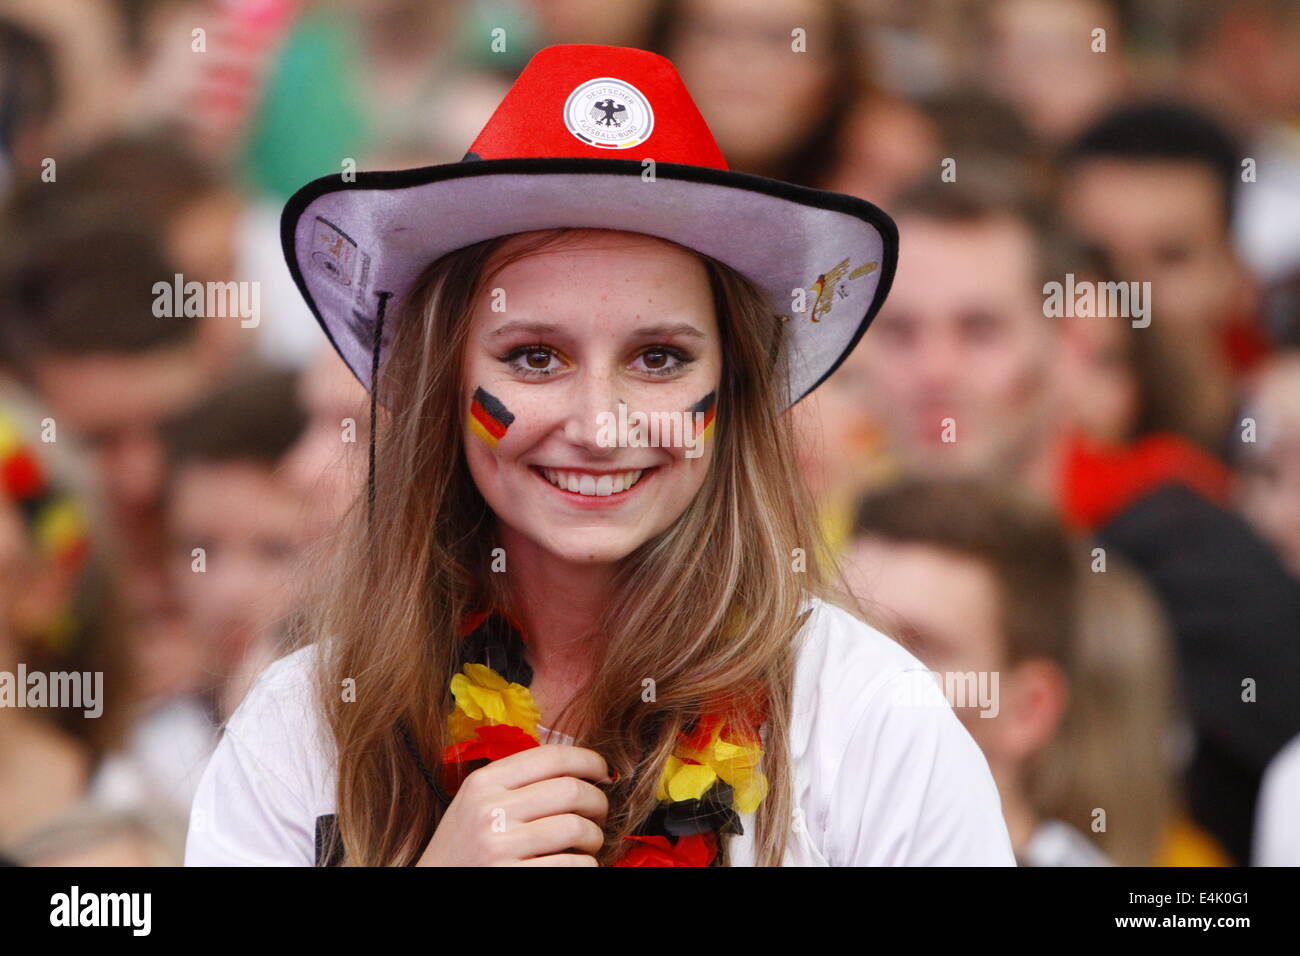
[185,44,1015,867]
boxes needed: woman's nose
[562,366,623,453]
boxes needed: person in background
[977,0,1128,147]
[280,345,370,546]
[789,353,896,564]
[1044,547,1230,866]
[0,219,224,703]
[0,0,135,148]
[0,383,134,849]
[0,16,59,196]
[843,477,1110,866]
[1172,0,1300,288]
[90,367,309,822]
[821,91,939,209]
[646,0,869,188]
[7,805,185,866]
[823,87,1050,213]
[4,130,251,378]
[523,0,660,49]
[852,179,1300,864]
[1234,352,1300,581]
[160,365,307,723]
[1057,102,1269,457]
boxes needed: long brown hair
[299,227,836,865]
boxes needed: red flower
[613,832,718,867]
[441,723,538,764]
[438,723,539,796]
[2,450,44,500]
[681,713,723,752]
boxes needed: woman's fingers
[419,744,615,865]
[504,813,606,860]
[501,775,610,826]
[471,743,613,792]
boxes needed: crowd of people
[0,0,1297,867]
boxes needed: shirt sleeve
[184,657,320,866]
[822,668,1016,866]
[184,725,316,866]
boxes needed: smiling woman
[185,43,1013,868]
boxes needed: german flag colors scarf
[437,609,769,866]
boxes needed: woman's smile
[530,464,659,507]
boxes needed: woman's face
[461,230,723,568]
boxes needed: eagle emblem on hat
[808,258,879,322]
[564,77,654,149]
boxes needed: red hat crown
[465,45,728,169]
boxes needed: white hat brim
[281,157,898,408]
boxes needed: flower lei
[433,608,769,866]
[0,409,91,653]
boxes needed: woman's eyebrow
[635,322,707,339]
[491,320,706,339]
[492,321,562,337]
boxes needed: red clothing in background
[1059,430,1232,531]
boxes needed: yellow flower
[36,499,84,558]
[448,662,540,742]
[657,718,769,815]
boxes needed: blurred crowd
[0,0,1297,867]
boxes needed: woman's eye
[503,346,565,377]
[633,347,693,377]
[502,345,693,379]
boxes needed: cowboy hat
[280,43,897,409]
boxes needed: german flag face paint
[468,387,516,450]
[688,391,716,447]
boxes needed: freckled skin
[461,231,723,570]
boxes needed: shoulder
[225,644,323,741]
[786,595,1016,866]
[184,644,335,866]
[789,594,948,745]
[792,594,934,703]
[223,642,334,794]
[1254,732,1300,865]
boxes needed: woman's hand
[416,744,613,866]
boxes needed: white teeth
[541,468,645,496]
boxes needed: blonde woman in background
[1036,552,1230,866]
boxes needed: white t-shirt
[1019,819,1112,867]
[184,595,1016,866]
[1253,731,1300,866]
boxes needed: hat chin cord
[366,291,392,531]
